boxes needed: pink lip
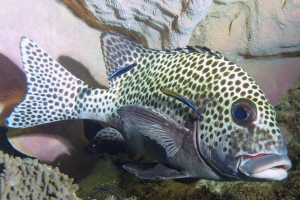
[238,154,292,181]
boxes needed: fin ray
[101,32,155,78]
[123,163,189,179]
[117,104,189,157]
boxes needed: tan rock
[190,0,300,58]
[62,0,213,49]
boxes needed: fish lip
[237,154,292,181]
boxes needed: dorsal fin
[174,46,228,61]
[100,32,229,79]
[101,32,153,77]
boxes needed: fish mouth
[238,154,292,181]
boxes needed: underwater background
[0,0,299,199]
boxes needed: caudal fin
[6,37,88,128]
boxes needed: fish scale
[6,32,291,181]
[103,34,283,157]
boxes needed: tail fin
[6,37,88,128]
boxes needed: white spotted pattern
[6,37,115,127]
[6,34,288,179]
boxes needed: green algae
[76,154,300,200]
[75,154,124,199]
[276,78,300,172]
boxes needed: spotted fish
[6,33,291,181]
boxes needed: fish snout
[238,154,292,181]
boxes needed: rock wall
[190,0,300,58]
[62,0,213,49]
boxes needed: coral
[0,151,79,199]
[62,0,213,49]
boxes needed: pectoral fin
[117,104,189,157]
[123,163,190,179]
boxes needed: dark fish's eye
[231,98,256,125]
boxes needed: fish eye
[231,98,257,125]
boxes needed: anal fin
[123,163,189,180]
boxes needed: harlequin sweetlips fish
[6,32,291,181]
